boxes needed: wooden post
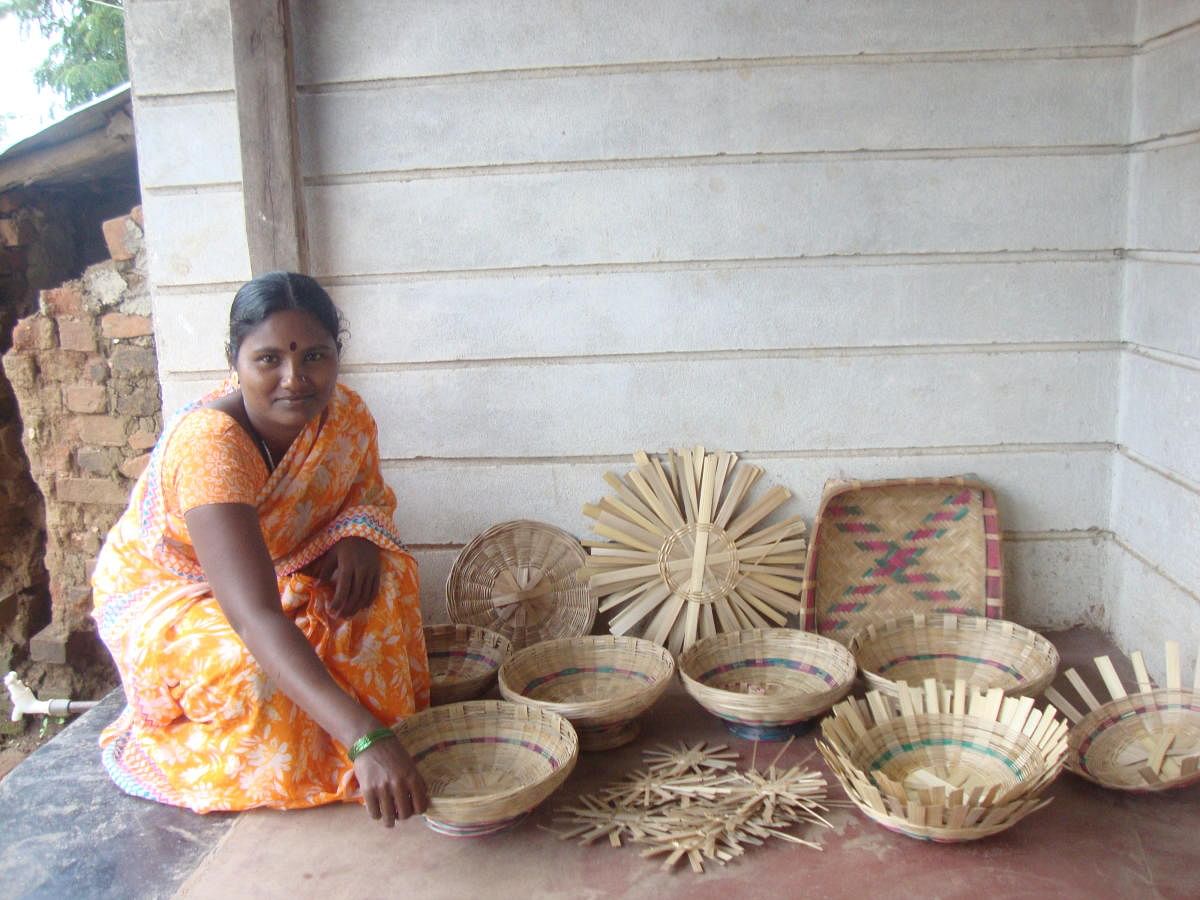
[228,0,308,275]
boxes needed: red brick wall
[2,207,159,681]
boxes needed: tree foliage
[1,1,127,109]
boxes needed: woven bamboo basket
[1045,641,1200,792]
[801,477,1004,643]
[446,520,595,650]
[498,635,675,750]
[677,628,856,741]
[424,624,512,706]
[818,680,1068,842]
[850,612,1059,699]
[393,700,579,837]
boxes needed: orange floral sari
[92,382,429,813]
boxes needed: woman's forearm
[185,502,379,748]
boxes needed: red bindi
[289,341,297,351]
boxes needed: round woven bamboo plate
[801,477,1004,643]
[1044,641,1200,792]
[424,624,512,706]
[818,680,1068,842]
[393,700,578,837]
[498,635,675,750]
[446,520,595,650]
[581,447,808,656]
[678,628,856,741]
[850,612,1059,699]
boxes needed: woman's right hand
[352,736,430,827]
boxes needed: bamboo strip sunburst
[581,447,808,654]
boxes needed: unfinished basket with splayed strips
[801,477,1004,643]
[678,628,856,741]
[1045,641,1200,792]
[424,624,512,706]
[498,635,675,750]
[818,680,1068,842]
[850,612,1059,699]
[582,447,808,656]
[446,520,595,650]
[393,700,579,837]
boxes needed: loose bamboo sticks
[546,741,833,873]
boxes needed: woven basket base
[857,801,1046,844]
[424,811,528,838]
[725,719,816,742]
[578,719,641,751]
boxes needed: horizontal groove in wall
[1140,18,1200,52]
[294,44,1133,95]
[146,250,1119,294]
[404,530,1111,554]
[1126,343,1200,374]
[1113,533,1200,606]
[378,442,1112,471]
[1127,128,1200,153]
[134,90,236,107]
[161,340,1120,379]
[1124,250,1200,265]
[303,143,1128,187]
[144,182,242,197]
[1118,445,1200,497]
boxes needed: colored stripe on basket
[913,590,960,601]
[413,736,560,769]
[1076,700,1200,778]
[871,738,1023,776]
[699,657,838,687]
[523,665,656,693]
[875,653,1025,681]
[428,650,496,666]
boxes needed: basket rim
[1062,686,1200,791]
[394,700,579,809]
[498,634,676,718]
[800,476,1005,636]
[848,612,1059,697]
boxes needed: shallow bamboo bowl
[498,635,674,751]
[818,681,1068,842]
[678,628,856,741]
[424,624,512,706]
[393,700,578,837]
[850,613,1059,699]
[1044,641,1200,792]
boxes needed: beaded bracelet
[347,726,397,762]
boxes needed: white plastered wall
[124,1,1196,670]
[1109,2,1200,680]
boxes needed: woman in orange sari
[92,272,429,826]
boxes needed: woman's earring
[230,370,239,387]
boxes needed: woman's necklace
[259,436,276,471]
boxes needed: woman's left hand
[309,537,381,618]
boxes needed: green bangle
[347,726,396,762]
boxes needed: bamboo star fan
[582,447,808,655]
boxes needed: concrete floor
[3,628,1198,899]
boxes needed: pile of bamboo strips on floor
[546,740,834,873]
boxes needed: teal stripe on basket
[875,653,1024,681]
[524,665,655,693]
[429,650,495,666]
[871,738,1022,776]
[699,657,838,687]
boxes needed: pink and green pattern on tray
[413,735,562,769]
[522,665,657,693]
[429,649,499,667]
[804,479,1004,636]
[699,657,840,688]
